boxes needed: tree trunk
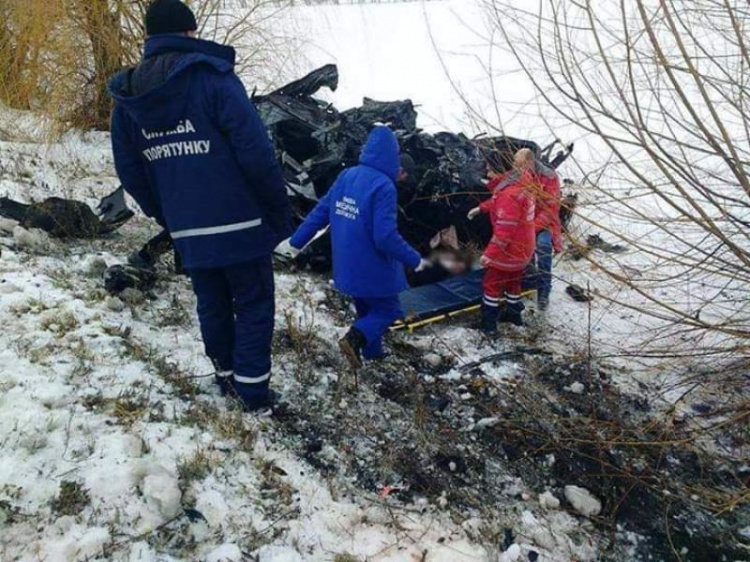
[80,0,124,130]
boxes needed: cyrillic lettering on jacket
[140,120,211,162]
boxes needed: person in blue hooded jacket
[290,126,429,368]
[108,0,292,411]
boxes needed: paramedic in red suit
[532,160,563,311]
[468,148,537,333]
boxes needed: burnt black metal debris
[1,65,573,293]
[255,64,573,270]
[0,190,133,239]
[106,64,573,293]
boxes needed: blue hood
[359,126,400,181]
[108,36,236,130]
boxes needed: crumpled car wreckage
[0,64,572,295]
[255,64,573,283]
[0,188,133,239]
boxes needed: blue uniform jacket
[290,127,421,298]
[108,36,292,269]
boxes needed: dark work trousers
[188,255,275,403]
[535,229,554,300]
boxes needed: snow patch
[500,543,522,561]
[539,491,561,510]
[0,217,19,234]
[257,545,304,562]
[564,485,602,517]
[140,465,183,520]
[13,226,54,253]
[206,544,243,562]
[196,489,229,529]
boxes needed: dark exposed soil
[270,325,750,561]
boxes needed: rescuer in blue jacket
[108,0,292,411]
[290,126,429,368]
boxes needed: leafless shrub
[474,0,749,379]
[412,3,750,553]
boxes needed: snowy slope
[0,114,608,561]
[284,1,550,138]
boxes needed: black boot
[214,370,233,396]
[481,302,499,335]
[504,297,525,327]
[339,327,366,369]
[233,384,278,413]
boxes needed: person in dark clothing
[289,126,430,368]
[108,0,292,411]
[398,154,417,187]
[531,161,562,311]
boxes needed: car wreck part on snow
[95,186,136,231]
[566,284,594,303]
[128,229,183,274]
[0,188,133,239]
[104,264,158,295]
[102,229,183,296]
[0,197,101,239]
[266,63,339,99]
[106,227,197,294]
[585,233,627,254]
[570,233,627,261]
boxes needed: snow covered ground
[285,0,552,138]
[0,118,607,561]
[2,106,742,562]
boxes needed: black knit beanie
[145,0,198,36]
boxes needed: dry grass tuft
[177,448,216,488]
[0,0,293,133]
[183,401,257,451]
[51,481,90,516]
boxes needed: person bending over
[290,126,429,368]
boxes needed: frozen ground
[1,107,746,561]
[0,119,608,561]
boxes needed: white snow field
[0,1,746,561]
[286,0,548,136]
